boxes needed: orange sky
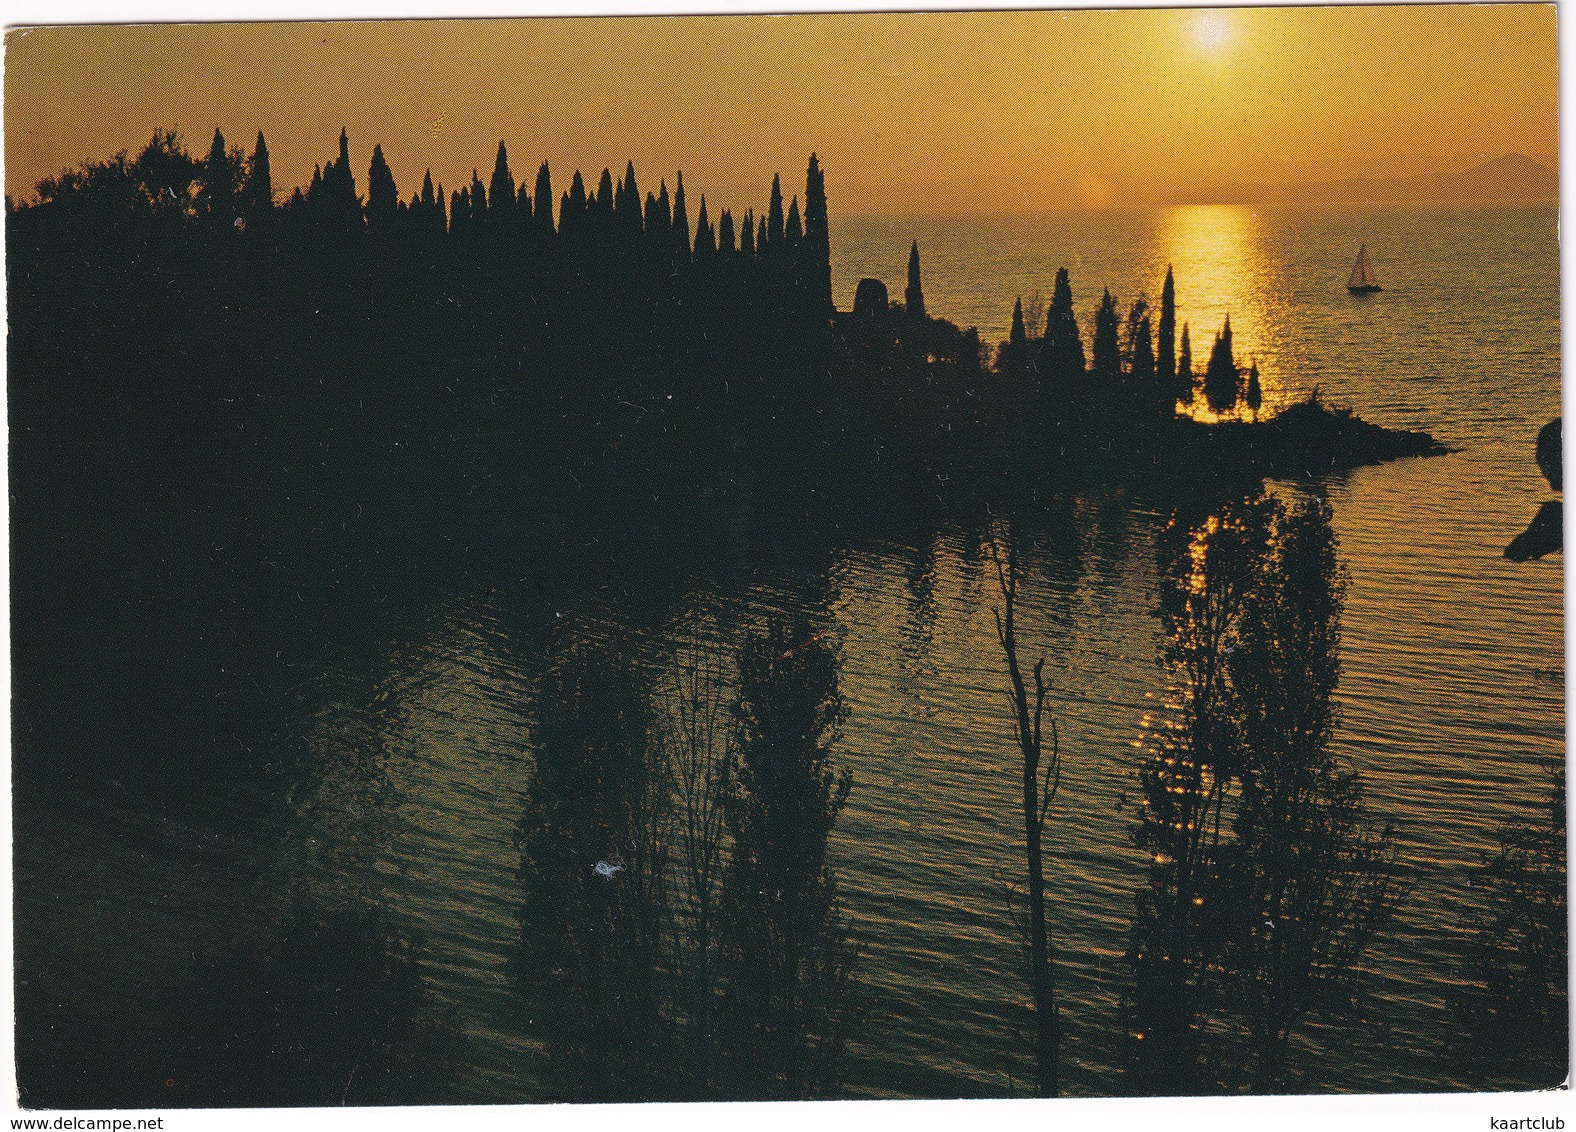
[3,6,1558,213]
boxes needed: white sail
[1348,244,1377,289]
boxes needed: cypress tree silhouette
[785,197,802,249]
[905,241,925,319]
[718,209,736,257]
[756,215,767,256]
[365,144,398,233]
[1245,360,1262,415]
[1041,268,1086,393]
[803,154,832,315]
[1091,289,1121,383]
[196,128,236,227]
[766,173,784,251]
[469,169,487,223]
[694,196,716,264]
[593,168,615,235]
[322,128,361,235]
[489,141,515,225]
[618,161,642,238]
[419,170,435,217]
[656,180,672,232]
[1158,265,1176,390]
[242,131,273,229]
[451,187,468,237]
[1128,299,1155,384]
[1006,297,1027,368]
[671,173,690,263]
[740,208,756,256]
[1203,316,1238,412]
[435,182,447,236]
[567,171,588,235]
[534,163,554,241]
[1177,322,1194,404]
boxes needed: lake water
[13,203,1563,1104]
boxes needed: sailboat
[1347,244,1382,294]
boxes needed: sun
[1192,12,1232,50]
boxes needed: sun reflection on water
[1151,204,1287,421]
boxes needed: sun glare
[1192,12,1231,50]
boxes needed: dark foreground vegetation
[12,127,1511,1109]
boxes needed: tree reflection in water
[1451,755,1567,1088]
[1126,492,1406,1095]
[514,614,866,1101]
[514,655,672,1101]
[719,615,867,1099]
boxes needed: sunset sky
[3,5,1558,213]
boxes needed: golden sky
[3,6,1558,213]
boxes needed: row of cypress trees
[999,266,1263,418]
[18,126,836,325]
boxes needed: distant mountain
[1184,153,1557,205]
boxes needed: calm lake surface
[14,203,1563,1102]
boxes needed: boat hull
[1347,284,1383,294]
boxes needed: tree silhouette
[720,616,863,1100]
[1040,268,1086,395]
[989,527,1063,1097]
[999,296,1029,372]
[618,161,642,239]
[1451,757,1567,1086]
[1091,288,1121,383]
[670,173,691,265]
[563,170,587,241]
[365,144,398,233]
[693,196,716,264]
[905,241,925,319]
[489,141,515,227]
[470,169,488,223]
[242,132,273,230]
[1158,265,1176,392]
[766,174,784,251]
[321,128,362,236]
[196,128,237,228]
[515,655,672,1102]
[1128,494,1405,1094]
[534,162,555,241]
[803,154,833,314]
[1177,322,1195,405]
[1127,298,1155,383]
[739,207,756,256]
[1203,316,1238,413]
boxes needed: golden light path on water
[835,203,1297,424]
[1150,203,1288,422]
